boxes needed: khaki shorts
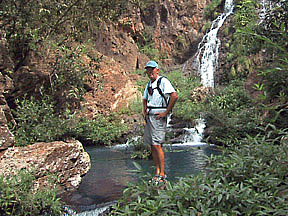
[143,115,167,146]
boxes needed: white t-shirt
[143,76,176,114]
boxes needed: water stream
[62,140,219,215]
[61,117,219,215]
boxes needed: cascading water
[259,0,272,22]
[182,0,234,143]
[196,0,234,88]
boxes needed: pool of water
[61,143,220,213]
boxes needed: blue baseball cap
[145,60,158,69]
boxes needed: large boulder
[0,140,91,191]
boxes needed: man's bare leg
[151,145,165,177]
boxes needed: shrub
[0,170,62,216]
[136,26,160,61]
[129,137,151,160]
[204,0,225,20]
[48,44,101,111]
[71,114,128,146]
[10,96,128,147]
[202,80,262,145]
[164,70,203,121]
[11,96,71,146]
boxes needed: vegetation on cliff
[1,0,144,147]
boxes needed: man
[142,60,178,185]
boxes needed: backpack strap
[156,77,168,107]
[146,76,169,109]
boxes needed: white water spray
[259,0,272,22]
[183,118,206,143]
[196,0,234,87]
[172,118,207,147]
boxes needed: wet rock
[0,140,91,191]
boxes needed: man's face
[145,67,159,82]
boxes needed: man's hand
[155,92,178,119]
[155,111,168,119]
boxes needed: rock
[0,29,15,152]
[0,140,91,192]
[0,123,14,151]
[0,75,15,152]
[190,86,214,102]
[0,29,14,73]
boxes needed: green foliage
[137,26,159,61]
[11,96,71,146]
[258,57,288,102]
[227,0,260,79]
[260,0,288,45]
[0,0,137,44]
[228,0,288,81]
[246,1,288,103]
[10,96,128,147]
[129,137,151,160]
[163,69,203,121]
[202,80,262,145]
[204,0,225,20]
[71,114,128,146]
[233,0,257,28]
[125,96,144,116]
[48,43,101,110]
[0,170,62,216]
[111,128,288,215]
[208,80,252,117]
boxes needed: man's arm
[156,91,178,119]
[143,99,148,119]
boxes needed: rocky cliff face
[144,0,209,65]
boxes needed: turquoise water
[62,143,220,213]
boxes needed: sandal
[148,175,161,184]
[157,175,168,185]
[149,175,168,186]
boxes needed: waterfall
[259,0,272,23]
[179,0,234,144]
[171,118,207,147]
[259,0,268,20]
[196,0,234,87]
